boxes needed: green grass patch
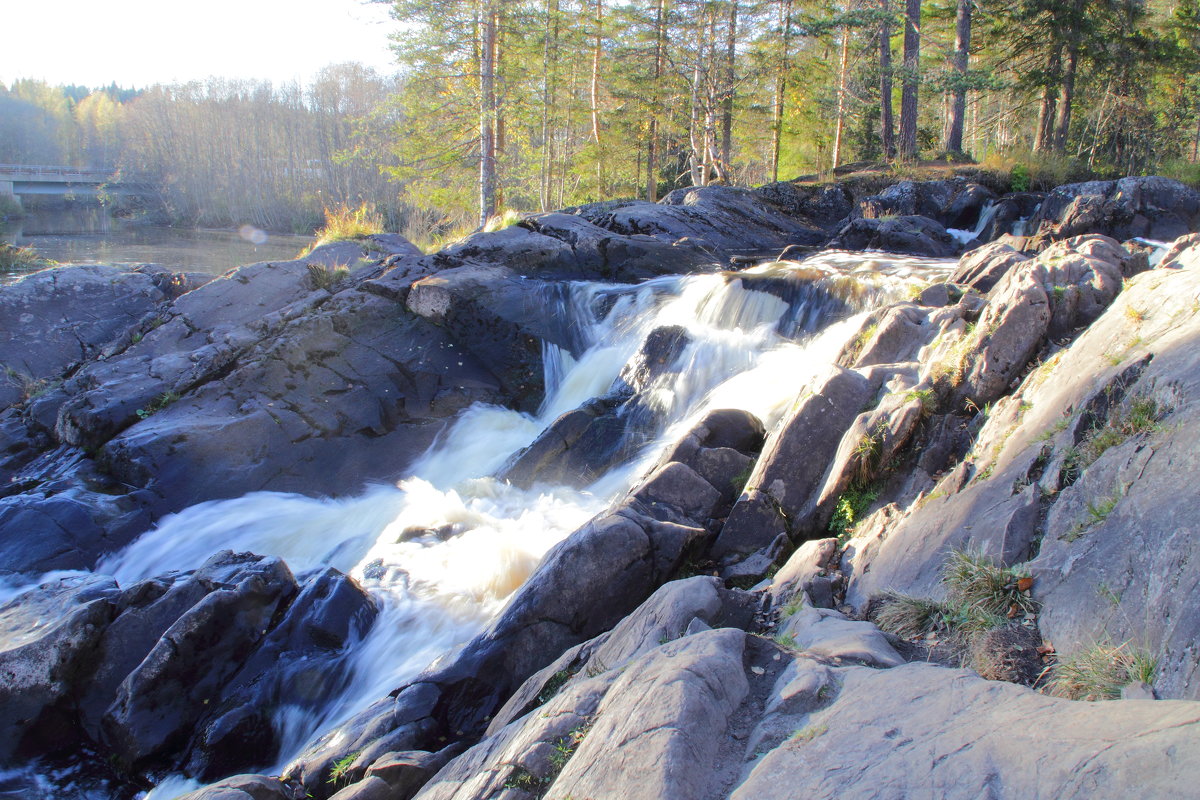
[327,751,361,786]
[1,241,56,271]
[876,548,1037,646]
[828,485,879,541]
[903,387,937,415]
[306,263,351,291]
[536,668,576,706]
[135,390,180,420]
[790,722,828,743]
[312,203,385,247]
[1065,395,1164,483]
[1049,641,1158,701]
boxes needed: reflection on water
[1,209,314,284]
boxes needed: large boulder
[857,179,996,231]
[733,660,1200,799]
[712,366,876,561]
[410,628,750,800]
[845,235,1200,701]
[186,567,379,779]
[443,212,721,281]
[601,185,826,255]
[828,215,960,258]
[102,552,299,771]
[498,326,699,489]
[0,574,119,762]
[0,265,166,413]
[1026,176,1200,248]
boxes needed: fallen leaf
[1017,576,1034,592]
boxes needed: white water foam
[44,252,953,797]
[947,200,1001,246]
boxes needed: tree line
[390,0,1200,226]
[4,0,1200,238]
[0,66,404,232]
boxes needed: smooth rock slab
[731,661,1200,800]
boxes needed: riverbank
[1,173,1199,800]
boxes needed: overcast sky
[2,0,400,89]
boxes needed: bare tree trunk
[771,0,793,181]
[479,1,497,226]
[879,0,895,160]
[539,0,558,211]
[720,0,738,179]
[1034,43,1062,152]
[647,0,667,201]
[590,0,604,195]
[1053,43,1077,153]
[943,0,971,154]
[832,21,850,169]
[689,17,705,186]
[898,0,920,161]
[1193,108,1200,163]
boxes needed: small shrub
[1049,641,1158,701]
[932,322,977,387]
[306,263,351,291]
[327,751,360,785]
[1124,305,1147,324]
[0,241,55,271]
[903,387,937,416]
[536,669,575,706]
[1062,487,1124,542]
[1066,395,1164,481]
[941,548,1037,618]
[851,427,883,485]
[503,766,543,790]
[874,592,945,639]
[1010,163,1031,192]
[828,485,879,540]
[312,203,385,247]
[779,595,806,619]
[483,208,524,232]
[135,390,180,420]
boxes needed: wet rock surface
[5,176,1200,800]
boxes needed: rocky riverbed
[2,174,1200,799]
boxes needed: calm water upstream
[1,209,314,284]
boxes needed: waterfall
[84,252,954,796]
[947,201,1001,246]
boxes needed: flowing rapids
[946,200,1002,245]
[22,252,954,799]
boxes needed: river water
[1,210,313,284]
[0,248,956,799]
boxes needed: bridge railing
[0,164,119,181]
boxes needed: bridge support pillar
[0,181,21,215]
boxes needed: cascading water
[10,251,955,800]
[947,201,1001,246]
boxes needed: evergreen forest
[4,0,1200,236]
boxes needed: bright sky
[1,0,400,89]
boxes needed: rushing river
[1,209,313,284]
[0,248,956,799]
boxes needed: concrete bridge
[0,164,153,208]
